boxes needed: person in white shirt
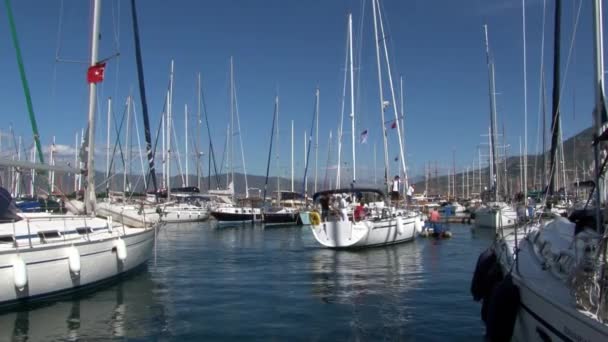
[391,176,401,202]
[338,195,348,221]
[406,184,414,205]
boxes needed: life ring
[309,211,321,225]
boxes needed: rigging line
[131,101,147,190]
[199,75,220,186]
[146,95,166,191]
[108,100,129,181]
[335,16,350,189]
[170,115,186,186]
[233,72,249,195]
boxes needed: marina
[0,0,606,340]
[0,222,489,341]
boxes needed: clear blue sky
[0,0,598,187]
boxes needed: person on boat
[391,175,401,202]
[429,207,441,232]
[338,195,348,221]
[527,196,535,219]
[406,184,414,206]
[319,195,330,221]
[354,201,365,222]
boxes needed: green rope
[5,0,44,164]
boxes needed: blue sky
[0,0,598,188]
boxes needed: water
[1,223,496,341]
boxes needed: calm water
[1,222,497,341]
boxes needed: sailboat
[474,25,518,230]
[210,57,262,223]
[260,96,299,226]
[471,1,608,340]
[0,0,157,308]
[309,7,423,249]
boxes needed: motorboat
[474,202,518,230]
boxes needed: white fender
[414,216,423,234]
[68,246,81,275]
[13,256,27,291]
[396,217,404,235]
[115,238,127,261]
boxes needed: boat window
[0,234,15,244]
[38,230,61,243]
[76,227,94,235]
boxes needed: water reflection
[0,271,166,341]
[311,242,424,304]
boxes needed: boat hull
[310,214,421,248]
[0,228,155,308]
[262,212,299,226]
[96,202,160,227]
[474,205,517,230]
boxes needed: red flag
[391,120,397,129]
[87,63,106,83]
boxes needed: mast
[84,0,102,215]
[50,136,55,194]
[106,97,111,193]
[376,0,408,190]
[548,0,561,196]
[348,13,356,185]
[262,96,278,206]
[592,0,605,231]
[291,120,294,192]
[124,95,131,193]
[371,0,390,191]
[74,132,78,194]
[229,57,235,200]
[276,95,281,204]
[197,73,202,190]
[185,104,189,187]
[161,111,165,189]
[130,0,158,195]
[483,25,498,201]
[315,87,320,192]
[167,60,174,198]
[522,0,528,203]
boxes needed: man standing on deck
[391,176,401,202]
[406,184,414,206]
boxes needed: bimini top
[312,188,385,201]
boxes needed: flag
[87,63,106,83]
[359,129,368,144]
[391,120,397,129]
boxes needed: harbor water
[1,223,496,341]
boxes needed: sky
[0,0,600,189]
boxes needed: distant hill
[412,126,594,197]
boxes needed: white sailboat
[309,7,423,249]
[0,0,157,308]
[474,25,517,230]
[472,2,608,340]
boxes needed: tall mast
[291,120,294,192]
[315,87,320,192]
[371,0,390,190]
[124,95,131,193]
[167,60,174,198]
[592,0,605,231]
[548,0,561,195]
[348,13,356,185]
[161,111,165,189]
[276,95,281,204]
[50,136,55,194]
[197,73,202,190]
[106,97,112,193]
[84,0,102,215]
[74,132,78,193]
[185,103,189,187]
[522,0,529,203]
[230,57,235,200]
[483,25,498,201]
[376,0,408,190]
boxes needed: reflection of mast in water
[0,272,164,341]
[310,242,424,303]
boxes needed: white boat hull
[0,228,155,307]
[96,202,160,228]
[475,205,517,230]
[310,213,422,248]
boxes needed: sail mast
[348,13,356,185]
[84,0,102,215]
[167,60,174,199]
[483,25,498,201]
[548,0,561,196]
[592,0,606,232]
[376,0,408,190]
[185,104,189,187]
[371,0,390,190]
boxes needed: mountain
[412,126,594,197]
